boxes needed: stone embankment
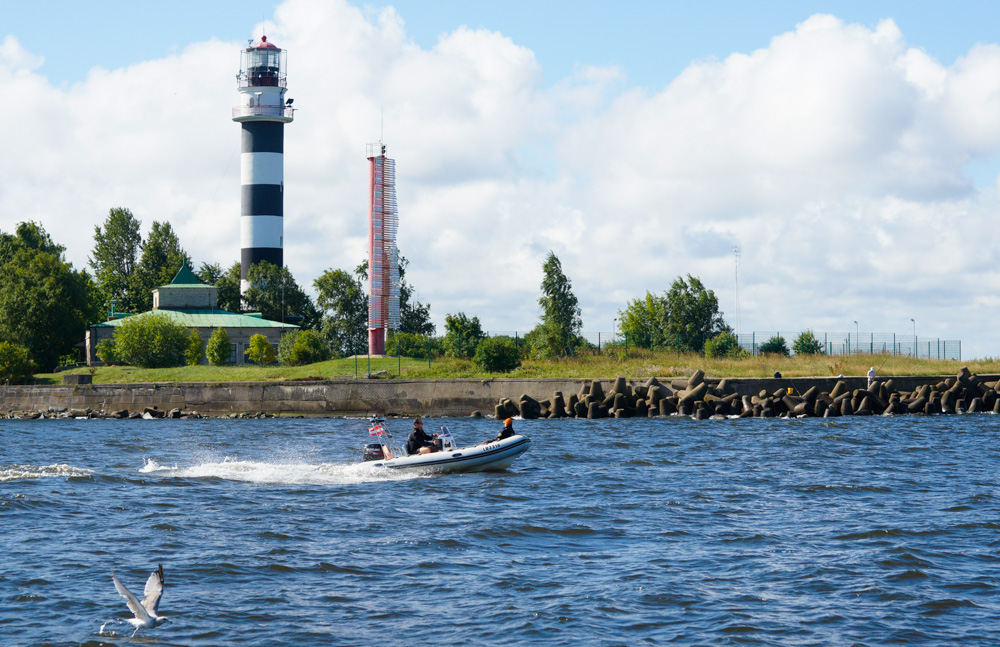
[1,371,997,419]
[496,368,1000,420]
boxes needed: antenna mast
[733,244,741,341]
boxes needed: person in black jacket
[406,418,438,455]
[481,418,516,444]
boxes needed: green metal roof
[93,309,299,329]
[170,261,203,285]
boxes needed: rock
[679,382,709,407]
[168,408,182,419]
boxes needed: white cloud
[3,4,1000,357]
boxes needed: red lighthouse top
[250,35,279,50]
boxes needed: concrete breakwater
[0,372,995,419]
[500,368,1000,420]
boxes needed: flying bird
[111,563,169,636]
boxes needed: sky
[3,0,1000,358]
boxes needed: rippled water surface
[2,415,1000,646]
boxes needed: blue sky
[4,1,1000,357]
[12,1,1000,87]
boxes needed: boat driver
[406,417,439,455]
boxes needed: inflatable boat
[362,419,530,473]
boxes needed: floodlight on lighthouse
[367,142,400,356]
[233,34,295,294]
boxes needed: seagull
[111,563,169,636]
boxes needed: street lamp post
[911,318,916,358]
[854,320,859,355]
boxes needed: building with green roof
[86,263,298,365]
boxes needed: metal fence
[733,332,961,360]
[481,330,962,360]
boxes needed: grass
[36,350,1000,385]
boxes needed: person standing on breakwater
[406,418,439,455]
[868,367,877,387]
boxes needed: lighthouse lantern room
[233,35,294,294]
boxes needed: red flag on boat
[369,423,386,436]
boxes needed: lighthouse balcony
[232,105,295,123]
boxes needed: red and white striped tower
[367,142,400,355]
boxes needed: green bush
[206,328,232,366]
[0,342,35,384]
[112,313,189,368]
[278,329,331,366]
[95,338,119,366]
[704,331,746,359]
[474,336,521,373]
[759,335,790,356]
[793,329,824,355]
[245,334,277,364]
[185,330,204,366]
[287,330,331,366]
[277,330,300,365]
[387,332,442,359]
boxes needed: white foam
[139,456,421,485]
[0,464,94,482]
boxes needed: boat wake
[139,456,422,485]
[0,464,94,482]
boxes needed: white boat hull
[368,434,530,473]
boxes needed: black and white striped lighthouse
[232,35,294,293]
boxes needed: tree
[537,251,582,357]
[90,208,143,313]
[243,261,320,329]
[185,330,204,365]
[759,335,790,356]
[398,256,435,335]
[443,312,485,359]
[112,313,189,368]
[618,292,669,350]
[793,329,824,355]
[0,243,102,372]
[355,256,435,336]
[664,275,728,353]
[245,334,277,364]
[474,336,521,373]
[704,331,745,358]
[0,221,65,266]
[198,261,243,313]
[0,342,35,384]
[206,328,232,366]
[314,267,367,357]
[132,221,192,312]
[95,338,119,366]
[277,329,330,366]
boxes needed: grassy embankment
[37,351,1000,385]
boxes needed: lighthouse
[367,142,400,355]
[232,35,294,293]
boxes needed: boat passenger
[406,418,439,455]
[481,418,516,445]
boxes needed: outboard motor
[363,443,386,461]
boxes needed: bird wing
[112,571,151,623]
[141,564,165,615]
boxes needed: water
[2,415,1000,646]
